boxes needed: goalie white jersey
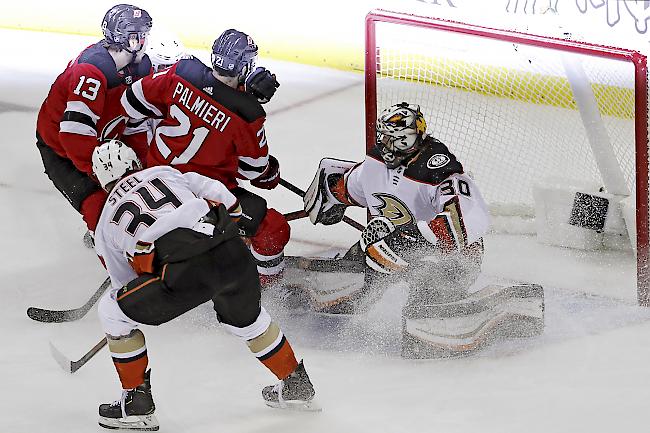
[94,166,238,289]
[344,138,490,250]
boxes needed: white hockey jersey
[343,138,490,251]
[94,165,238,290]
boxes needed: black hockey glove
[245,67,280,104]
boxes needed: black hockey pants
[116,221,262,329]
[35,132,100,212]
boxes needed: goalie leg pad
[401,284,544,359]
[282,264,386,315]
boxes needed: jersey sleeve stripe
[122,86,158,119]
[61,109,98,131]
[238,166,266,179]
[123,118,150,136]
[238,156,269,179]
[59,120,97,136]
[65,101,100,122]
[238,155,269,168]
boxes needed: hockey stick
[27,276,111,323]
[284,209,309,222]
[50,337,107,373]
[285,255,365,273]
[278,178,365,231]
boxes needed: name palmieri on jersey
[171,82,231,132]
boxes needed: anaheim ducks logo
[372,193,413,226]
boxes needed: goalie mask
[92,140,142,190]
[376,102,427,169]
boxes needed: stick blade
[49,341,73,374]
[28,307,80,323]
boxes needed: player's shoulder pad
[175,57,265,123]
[404,136,464,185]
[76,42,122,88]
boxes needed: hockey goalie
[301,102,544,358]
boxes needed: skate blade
[265,398,322,412]
[98,414,160,431]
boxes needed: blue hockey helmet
[211,29,258,82]
[101,4,153,53]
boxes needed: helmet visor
[127,31,149,53]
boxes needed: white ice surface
[2,30,650,433]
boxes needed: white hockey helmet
[92,140,142,189]
[376,102,427,168]
[146,29,186,72]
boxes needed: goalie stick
[50,337,107,373]
[279,178,365,231]
[285,255,364,273]
[26,276,110,323]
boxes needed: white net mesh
[373,21,637,218]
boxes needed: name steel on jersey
[108,175,143,206]
[172,82,232,132]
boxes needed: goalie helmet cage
[364,9,650,305]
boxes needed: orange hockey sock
[247,321,298,380]
[107,329,148,389]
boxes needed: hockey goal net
[365,10,649,304]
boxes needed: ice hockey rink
[3,28,650,433]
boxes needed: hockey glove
[360,217,413,274]
[304,158,356,225]
[251,155,280,190]
[128,241,156,275]
[245,67,280,104]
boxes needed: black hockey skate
[98,370,159,431]
[262,360,320,411]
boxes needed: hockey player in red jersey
[91,140,317,430]
[120,29,287,286]
[302,102,544,357]
[36,4,153,233]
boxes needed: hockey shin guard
[223,307,298,380]
[107,329,148,389]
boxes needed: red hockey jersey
[36,42,149,175]
[121,57,269,189]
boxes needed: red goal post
[364,9,650,305]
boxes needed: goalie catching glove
[360,217,435,274]
[360,217,411,274]
[303,158,356,225]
